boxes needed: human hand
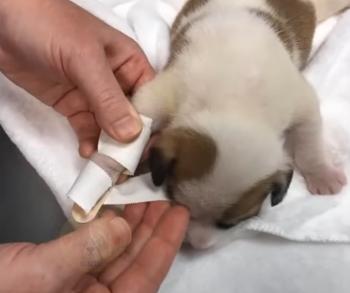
[0,0,154,157]
[0,203,189,293]
[99,203,190,293]
[0,214,131,293]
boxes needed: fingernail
[112,115,141,142]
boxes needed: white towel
[0,0,350,244]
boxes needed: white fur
[133,0,348,249]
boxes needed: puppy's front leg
[132,70,178,132]
[286,102,347,195]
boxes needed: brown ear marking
[265,0,316,68]
[149,127,217,186]
[172,0,210,33]
[216,169,293,229]
[168,0,210,66]
[249,8,294,56]
[168,25,190,66]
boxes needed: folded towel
[0,0,349,245]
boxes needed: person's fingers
[109,206,190,293]
[129,206,190,284]
[73,275,109,293]
[75,274,99,291]
[53,89,101,157]
[99,202,170,285]
[133,65,155,92]
[38,216,131,283]
[68,46,142,142]
[83,282,111,293]
[114,62,143,95]
[0,243,53,292]
[114,54,155,95]
[67,112,100,158]
[53,89,90,117]
[79,139,99,159]
[100,208,118,220]
[123,203,148,231]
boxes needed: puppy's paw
[304,165,347,195]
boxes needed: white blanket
[1,0,350,245]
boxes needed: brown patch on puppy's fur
[217,170,293,228]
[168,23,191,66]
[249,9,294,55]
[169,0,210,65]
[149,128,217,186]
[172,0,210,33]
[266,0,316,67]
[170,0,316,68]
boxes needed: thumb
[70,46,142,142]
[40,216,131,283]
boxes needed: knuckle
[66,42,100,69]
[131,51,148,68]
[52,37,99,72]
[95,89,128,113]
[82,229,110,270]
[121,37,141,54]
[129,42,144,55]
[23,245,60,291]
[81,218,131,271]
[73,39,100,59]
[117,53,149,84]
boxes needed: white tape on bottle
[67,160,113,213]
[68,115,162,222]
[71,173,169,224]
[105,173,169,205]
[98,115,153,175]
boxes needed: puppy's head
[149,116,292,248]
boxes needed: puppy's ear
[270,170,294,206]
[149,127,217,186]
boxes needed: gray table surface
[0,126,67,243]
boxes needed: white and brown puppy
[133,0,350,248]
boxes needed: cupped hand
[0,214,131,293]
[0,203,189,293]
[99,203,190,293]
[0,0,155,157]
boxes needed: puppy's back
[171,0,316,68]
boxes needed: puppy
[132,0,349,248]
